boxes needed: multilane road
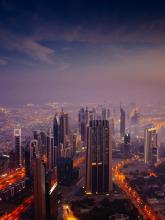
[0,195,34,220]
[112,156,159,220]
[0,168,25,191]
[0,156,160,220]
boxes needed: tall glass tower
[86,120,112,194]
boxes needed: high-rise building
[29,140,39,176]
[72,131,81,156]
[78,108,86,142]
[102,107,110,120]
[47,128,55,170]
[120,105,126,138]
[57,157,73,186]
[110,118,115,136]
[144,128,158,164]
[14,129,22,168]
[25,139,39,177]
[59,109,69,147]
[53,114,60,147]
[45,167,58,220]
[33,130,43,155]
[30,140,39,160]
[79,108,85,139]
[78,107,89,144]
[78,108,85,131]
[123,133,131,155]
[86,120,112,194]
[40,131,47,157]
[25,142,31,177]
[33,130,39,140]
[34,158,46,220]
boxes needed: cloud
[31,18,165,46]
[59,62,71,71]
[0,29,55,63]
[14,38,55,63]
[0,58,8,65]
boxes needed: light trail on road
[112,156,159,220]
[62,204,78,220]
[0,195,34,220]
[0,168,25,191]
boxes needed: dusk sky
[1,0,165,106]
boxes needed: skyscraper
[86,120,112,194]
[78,107,85,132]
[33,130,43,155]
[34,158,46,220]
[78,107,86,142]
[120,105,126,138]
[78,107,89,144]
[144,128,158,164]
[47,128,55,170]
[30,140,39,175]
[124,133,131,155]
[53,113,60,147]
[59,109,69,147]
[102,107,110,120]
[30,139,39,160]
[40,131,47,157]
[25,139,39,177]
[14,128,22,168]
[25,139,31,177]
[57,157,73,186]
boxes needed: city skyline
[0,0,165,106]
[1,1,165,217]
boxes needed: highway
[112,156,159,220]
[0,195,34,220]
[62,204,78,220]
[0,168,25,191]
[1,156,158,220]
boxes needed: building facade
[14,128,22,168]
[144,128,158,164]
[86,120,112,194]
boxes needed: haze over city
[1,1,165,220]
[1,0,165,106]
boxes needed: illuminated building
[14,128,22,168]
[25,139,39,177]
[25,139,31,177]
[72,131,81,155]
[40,131,47,156]
[120,105,126,138]
[144,128,158,164]
[53,113,60,147]
[86,120,112,194]
[78,107,86,142]
[34,158,46,220]
[123,133,131,155]
[59,109,69,147]
[110,118,115,136]
[45,167,58,220]
[33,130,39,140]
[47,128,55,170]
[30,140,39,160]
[78,107,89,144]
[124,133,130,145]
[102,107,110,120]
[33,130,43,155]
